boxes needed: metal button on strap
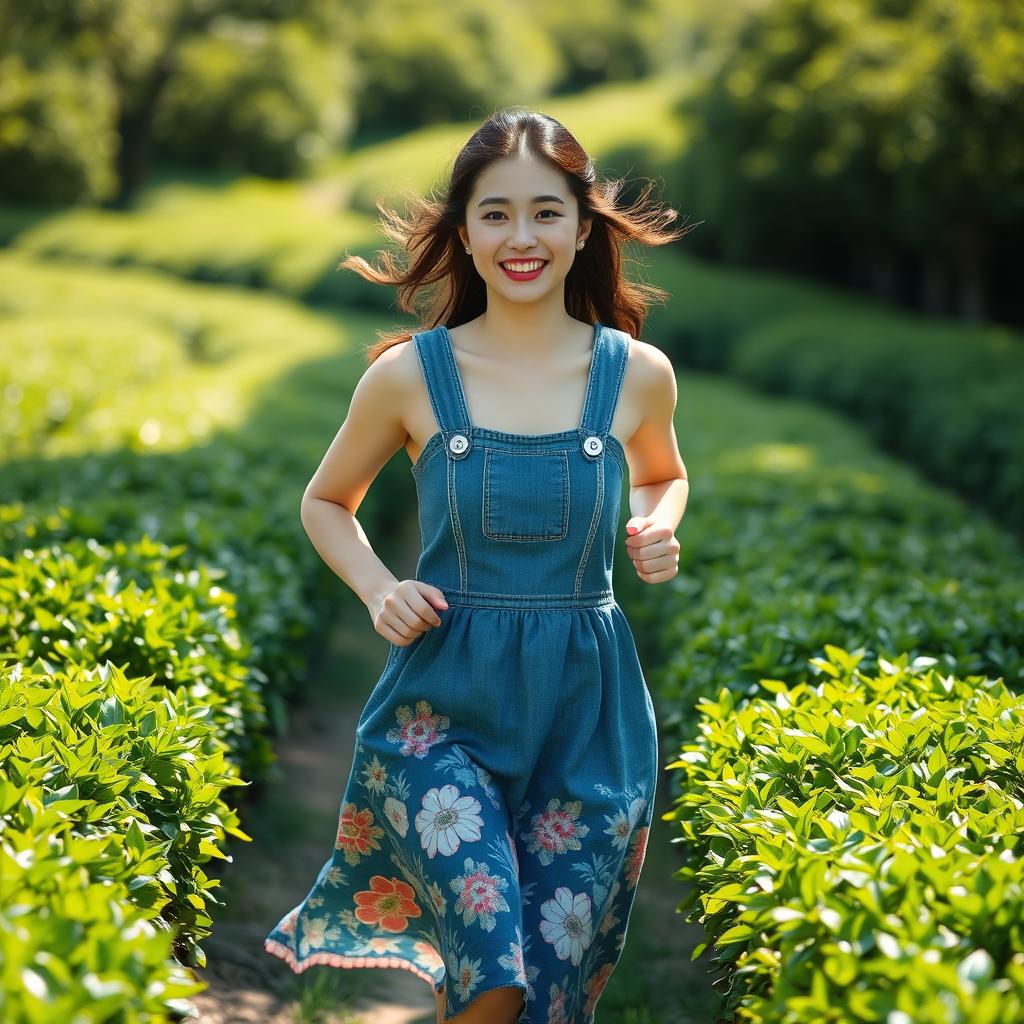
[583,434,603,456]
[448,433,469,455]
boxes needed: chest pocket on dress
[483,448,569,542]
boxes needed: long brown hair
[338,106,697,365]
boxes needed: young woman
[264,107,691,1024]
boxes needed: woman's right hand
[369,579,449,646]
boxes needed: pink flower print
[383,796,409,837]
[625,825,649,889]
[583,962,615,1015]
[449,857,511,932]
[415,784,483,858]
[278,907,299,935]
[497,934,528,985]
[525,797,590,865]
[539,887,593,966]
[547,976,570,1024]
[387,699,450,758]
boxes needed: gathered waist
[439,588,616,610]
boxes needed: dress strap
[412,326,473,434]
[579,323,630,438]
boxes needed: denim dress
[264,320,660,1023]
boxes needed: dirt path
[183,602,721,1024]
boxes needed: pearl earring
[577,241,585,250]
[465,247,471,254]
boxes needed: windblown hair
[338,106,697,365]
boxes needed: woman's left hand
[624,515,680,584]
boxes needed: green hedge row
[630,370,1024,755]
[0,263,414,1017]
[632,370,1024,1022]
[646,249,1024,540]
[662,646,1024,1024]
[0,655,241,1021]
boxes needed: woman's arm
[300,343,409,608]
[621,341,688,583]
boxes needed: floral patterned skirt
[263,602,659,1023]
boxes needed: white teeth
[503,260,545,272]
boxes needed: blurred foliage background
[2,0,1022,323]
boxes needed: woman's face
[458,152,591,304]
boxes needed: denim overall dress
[265,320,660,1023]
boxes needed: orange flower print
[336,801,385,866]
[386,699,450,758]
[525,797,590,866]
[353,875,423,932]
[583,962,615,1015]
[625,825,649,889]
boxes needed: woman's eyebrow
[476,195,566,207]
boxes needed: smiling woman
[265,107,692,1024]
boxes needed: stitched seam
[410,432,443,478]
[576,450,604,595]
[603,333,630,435]
[447,453,467,590]
[438,326,473,428]
[577,323,604,433]
[482,449,569,542]
[413,334,450,434]
[443,588,613,598]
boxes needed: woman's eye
[483,210,560,220]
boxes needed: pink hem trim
[263,937,439,988]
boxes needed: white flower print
[539,887,593,966]
[415,784,483,858]
[352,935,402,955]
[297,914,344,958]
[450,952,484,1001]
[603,808,633,850]
[324,864,348,887]
[384,796,409,836]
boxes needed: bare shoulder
[619,336,677,432]
[359,337,418,411]
[627,337,676,397]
